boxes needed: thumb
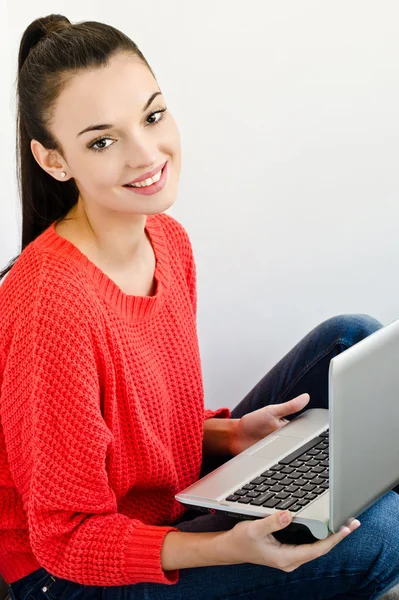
[253,510,292,536]
[269,393,310,419]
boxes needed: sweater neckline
[38,215,170,321]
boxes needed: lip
[125,161,167,185]
[123,161,168,196]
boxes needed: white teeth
[126,168,162,188]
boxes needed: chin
[139,189,178,216]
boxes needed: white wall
[3,1,399,410]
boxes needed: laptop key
[242,483,256,490]
[315,443,328,450]
[320,472,329,479]
[320,481,329,489]
[292,490,307,498]
[250,476,267,485]
[298,498,310,506]
[285,485,299,493]
[313,487,325,495]
[255,484,270,493]
[298,465,311,473]
[302,483,316,492]
[290,460,303,468]
[305,493,317,500]
[280,478,293,486]
[312,466,324,473]
[271,473,285,480]
[312,477,325,485]
[289,504,303,512]
[270,464,284,471]
[303,472,317,480]
[320,460,329,467]
[292,478,307,486]
[269,485,284,493]
[279,436,324,465]
[250,492,274,506]
[263,497,281,508]
[307,449,321,456]
[247,491,261,498]
[275,492,290,500]
[297,454,309,462]
[307,460,319,467]
[260,470,275,478]
[320,430,329,438]
[237,496,252,503]
[234,489,248,496]
[276,498,297,510]
[287,471,304,480]
[281,466,295,474]
[226,495,239,502]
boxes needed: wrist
[202,418,240,456]
[213,527,242,566]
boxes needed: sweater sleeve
[204,407,231,420]
[1,279,178,586]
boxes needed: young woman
[1,13,399,600]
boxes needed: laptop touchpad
[249,435,303,459]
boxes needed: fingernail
[280,511,290,524]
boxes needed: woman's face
[40,52,181,217]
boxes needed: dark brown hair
[0,14,154,281]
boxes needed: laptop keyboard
[225,430,329,513]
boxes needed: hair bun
[18,14,71,73]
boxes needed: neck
[63,197,149,268]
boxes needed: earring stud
[60,172,66,178]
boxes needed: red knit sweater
[0,213,230,586]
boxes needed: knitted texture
[0,213,230,586]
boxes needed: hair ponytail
[1,14,153,281]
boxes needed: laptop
[176,318,399,539]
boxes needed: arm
[0,281,178,587]
[160,511,359,571]
[202,416,239,456]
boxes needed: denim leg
[173,314,399,597]
[230,313,383,418]
[14,494,399,600]
[100,492,399,600]
[199,313,384,478]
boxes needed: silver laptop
[176,318,399,539]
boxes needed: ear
[30,139,70,181]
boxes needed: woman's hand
[229,393,310,456]
[217,510,360,571]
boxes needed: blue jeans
[9,315,399,600]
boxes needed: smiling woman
[1,16,181,282]
[2,11,399,600]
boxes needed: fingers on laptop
[268,393,310,419]
[277,518,361,571]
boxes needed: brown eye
[146,109,167,125]
[88,136,115,153]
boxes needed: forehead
[52,54,157,132]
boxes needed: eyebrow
[77,91,163,137]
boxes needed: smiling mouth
[123,163,166,188]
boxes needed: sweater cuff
[204,407,231,420]
[124,521,180,585]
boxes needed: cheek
[168,124,181,173]
[86,156,121,186]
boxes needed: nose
[125,133,157,170]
